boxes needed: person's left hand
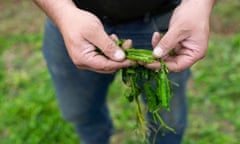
[147,0,215,72]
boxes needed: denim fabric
[42,10,190,144]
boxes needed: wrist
[34,0,79,30]
[181,0,215,7]
[181,0,215,4]
[180,0,215,15]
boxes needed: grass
[183,34,240,144]
[0,0,240,144]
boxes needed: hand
[152,0,215,72]
[58,8,133,73]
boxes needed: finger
[151,32,161,48]
[88,29,125,61]
[141,54,169,70]
[110,33,119,41]
[109,34,132,49]
[122,39,132,49]
[164,47,204,72]
[141,61,161,70]
[84,54,136,73]
[153,28,189,58]
[164,56,192,72]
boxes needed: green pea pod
[125,49,156,63]
[126,54,155,63]
[155,59,171,110]
[144,81,157,112]
[125,48,153,56]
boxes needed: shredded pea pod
[125,48,156,63]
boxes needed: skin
[34,0,215,73]
[34,0,133,73]
[152,0,216,72]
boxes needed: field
[0,0,240,144]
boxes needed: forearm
[181,0,215,15]
[33,0,77,29]
[181,0,215,4]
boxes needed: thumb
[89,29,125,61]
[153,29,186,58]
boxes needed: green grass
[182,34,240,144]
[0,0,240,144]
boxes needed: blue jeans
[42,11,190,144]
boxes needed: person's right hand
[57,7,133,73]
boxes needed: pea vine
[117,40,176,143]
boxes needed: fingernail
[153,46,163,57]
[114,50,125,61]
[122,39,132,49]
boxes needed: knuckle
[72,57,81,67]
[99,65,114,72]
[195,48,207,61]
[198,51,206,60]
[94,61,115,72]
[102,41,116,54]
[102,66,114,72]
[71,55,84,68]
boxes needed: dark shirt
[73,0,180,23]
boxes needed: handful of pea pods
[117,40,176,143]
